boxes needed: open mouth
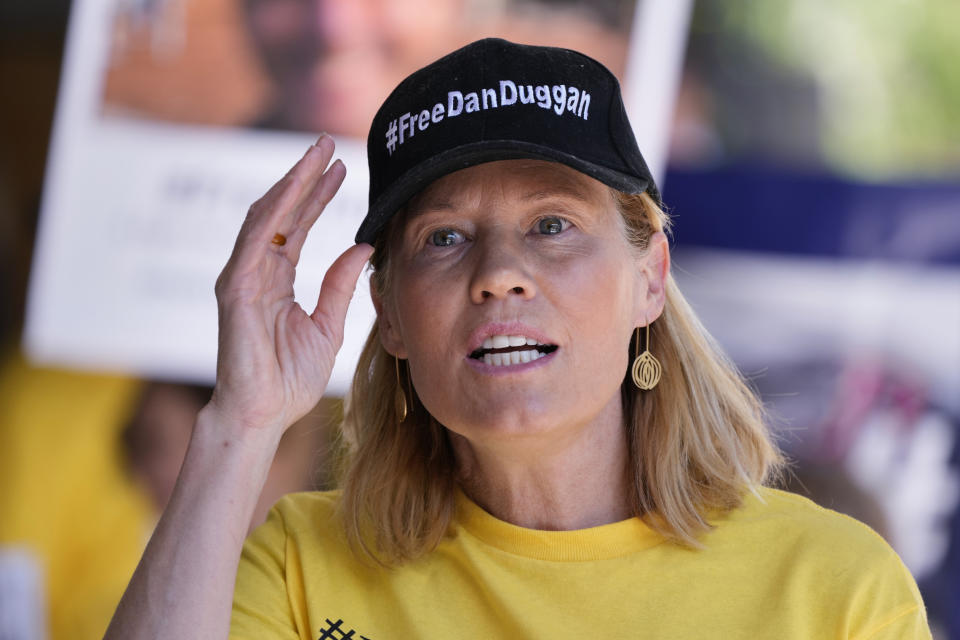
[469,334,558,366]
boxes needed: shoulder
[713,487,900,566]
[266,490,341,524]
[233,491,346,638]
[249,490,343,544]
[236,491,348,599]
[730,487,882,540]
[708,487,929,636]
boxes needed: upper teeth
[483,334,542,349]
[481,334,549,367]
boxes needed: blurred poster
[26,0,691,392]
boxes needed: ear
[635,231,670,326]
[370,279,408,359]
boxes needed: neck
[450,400,632,531]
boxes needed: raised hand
[208,134,373,437]
[104,136,373,640]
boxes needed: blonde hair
[340,190,783,564]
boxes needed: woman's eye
[428,228,464,247]
[537,216,568,235]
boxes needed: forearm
[105,407,282,640]
[104,134,364,639]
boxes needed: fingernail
[314,132,328,146]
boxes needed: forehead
[405,159,614,215]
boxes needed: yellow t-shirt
[231,488,930,640]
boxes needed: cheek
[543,252,638,359]
[391,273,461,369]
[402,333,467,428]
[542,244,639,315]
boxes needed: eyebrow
[519,187,595,204]
[403,200,455,221]
[408,185,596,219]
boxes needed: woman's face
[376,160,667,446]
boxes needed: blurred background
[1,0,957,638]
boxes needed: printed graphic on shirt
[385,80,592,155]
[317,617,373,640]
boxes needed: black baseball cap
[355,37,660,245]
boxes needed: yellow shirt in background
[0,352,152,640]
[232,488,930,640]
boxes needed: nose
[468,236,537,304]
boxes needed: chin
[437,402,567,442]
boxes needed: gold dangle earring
[631,324,662,390]
[395,355,408,422]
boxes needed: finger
[246,141,319,216]
[310,243,375,340]
[284,159,347,265]
[231,136,336,267]
[251,135,335,243]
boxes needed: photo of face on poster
[99,0,635,135]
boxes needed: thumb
[310,243,375,338]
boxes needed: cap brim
[355,140,651,245]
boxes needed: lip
[465,347,558,375]
[463,321,559,375]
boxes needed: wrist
[195,401,284,446]
[189,404,284,476]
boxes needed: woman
[107,39,930,639]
